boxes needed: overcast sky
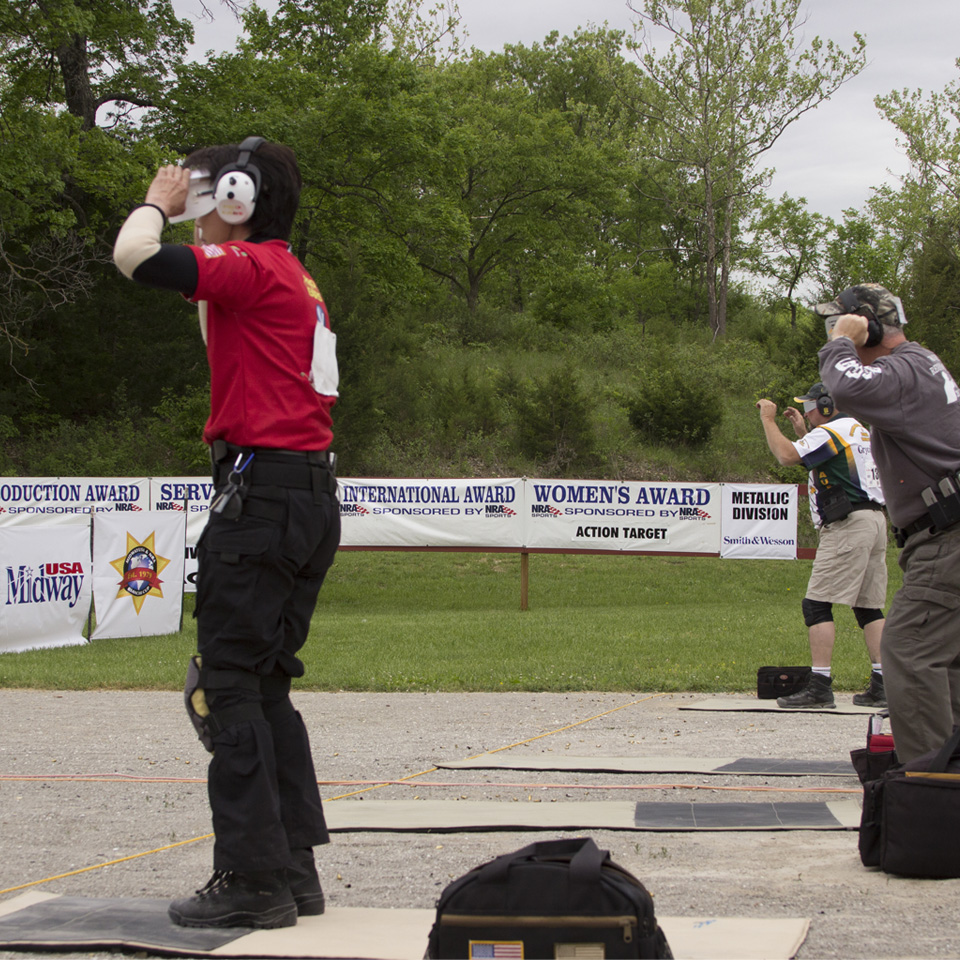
[178,0,960,222]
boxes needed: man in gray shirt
[817,283,960,762]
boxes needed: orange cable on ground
[0,775,859,794]
[0,835,214,897]
[7,692,794,897]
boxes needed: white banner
[0,478,149,526]
[0,525,91,653]
[339,478,524,547]
[149,478,215,592]
[523,479,722,553]
[91,512,186,639]
[720,484,799,559]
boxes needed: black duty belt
[849,501,884,513]
[891,511,960,546]
[210,441,336,499]
[893,512,937,545]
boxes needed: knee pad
[853,607,884,629]
[183,657,263,753]
[802,598,833,627]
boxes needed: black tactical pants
[194,457,340,873]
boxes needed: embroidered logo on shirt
[303,274,323,302]
[200,244,226,259]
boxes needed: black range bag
[850,713,898,785]
[756,666,810,699]
[426,837,672,959]
[859,724,960,877]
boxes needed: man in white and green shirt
[757,383,888,708]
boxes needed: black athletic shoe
[776,672,836,709]
[168,869,298,929]
[852,671,886,708]
[287,848,325,916]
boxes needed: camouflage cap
[793,382,830,405]
[814,283,907,327]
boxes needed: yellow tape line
[0,693,667,896]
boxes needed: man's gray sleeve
[818,339,903,430]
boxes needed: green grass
[0,549,902,693]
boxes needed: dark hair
[184,140,302,241]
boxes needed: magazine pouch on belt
[757,666,811,699]
[859,725,960,877]
[426,837,672,959]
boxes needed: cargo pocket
[194,518,279,630]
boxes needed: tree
[874,72,960,367]
[624,0,866,337]
[404,41,622,320]
[817,208,907,298]
[748,194,831,326]
[0,0,194,130]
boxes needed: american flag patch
[469,942,524,959]
[200,244,226,258]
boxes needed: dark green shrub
[626,367,718,447]
[501,362,597,470]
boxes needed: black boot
[776,672,836,709]
[287,847,325,916]
[852,671,886,707]
[168,869,297,929]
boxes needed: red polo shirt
[189,238,335,450]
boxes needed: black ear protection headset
[835,288,884,348]
[815,390,834,418]
[212,136,266,225]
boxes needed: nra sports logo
[485,505,516,518]
[678,507,711,521]
[530,504,562,518]
[110,531,170,615]
[340,504,369,516]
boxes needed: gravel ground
[1,689,959,959]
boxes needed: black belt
[893,512,937,545]
[210,441,336,499]
[849,501,884,513]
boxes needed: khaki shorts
[806,508,888,608]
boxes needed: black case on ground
[426,837,673,959]
[850,714,898,785]
[756,666,811,699]
[859,725,960,878]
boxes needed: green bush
[501,362,597,471]
[626,366,718,447]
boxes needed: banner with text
[149,478,215,592]
[339,478,524,547]
[720,484,799,559]
[0,478,149,526]
[0,524,91,653]
[91,512,186,639]
[523,479,722,553]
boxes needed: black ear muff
[837,288,883,348]
[212,136,265,225]
[816,392,834,418]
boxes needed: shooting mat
[0,891,809,960]
[323,799,861,832]
[680,697,882,715]
[436,755,857,776]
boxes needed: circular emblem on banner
[110,531,170,615]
